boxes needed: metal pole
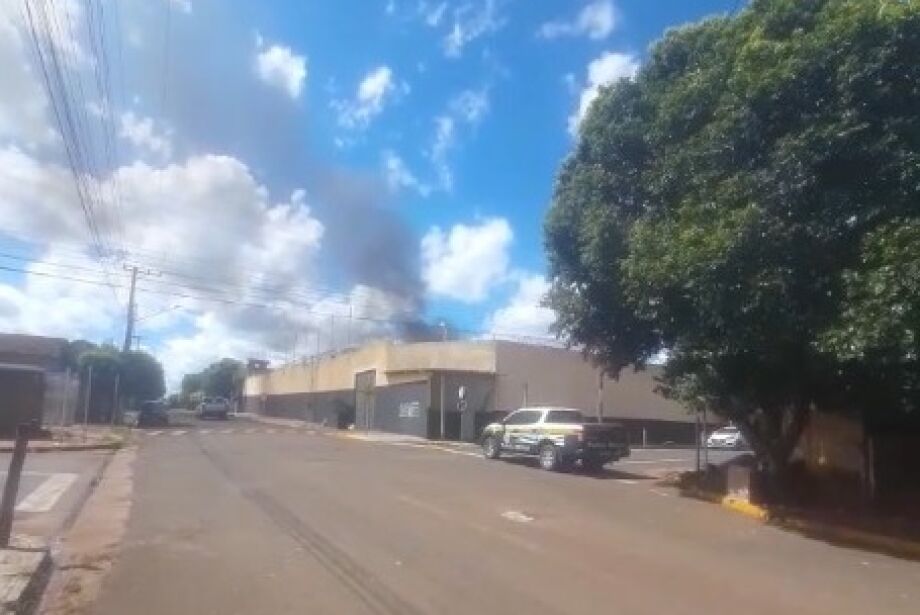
[695,412,701,473]
[111,372,120,426]
[0,424,30,547]
[702,405,709,468]
[596,370,604,422]
[60,367,70,427]
[522,382,528,407]
[642,427,647,448]
[83,363,93,443]
[439,373,446,440]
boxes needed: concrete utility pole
[122,265,160,353]
[122,265,138,353]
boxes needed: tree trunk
[736,401,810,502]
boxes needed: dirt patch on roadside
[39,447,135,615]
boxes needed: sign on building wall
[398,401,420,418]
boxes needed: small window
[545,410,584,424]
[504,410,541,425]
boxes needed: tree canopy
[119,350,166,401]
[181,359,246,403]
[544,0,920,477]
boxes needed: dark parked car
[137,400,169,428]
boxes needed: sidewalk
[239,413,480,449]
[0,425,125,453]
[0,547,50,614]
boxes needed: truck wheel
[482,436,501,459]
[538,443,561,471]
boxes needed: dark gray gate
[354,370,376,430]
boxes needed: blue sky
[0,0,740,383]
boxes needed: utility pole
[122,265,159,353]
[122,265,138,352]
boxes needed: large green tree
[200,358,245,400]
[119,350,166,402]
[545,0,920,481]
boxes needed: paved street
[89,417,919,615]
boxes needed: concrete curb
[0,441,123,454]
[0,548,51,615]
[681,488,920,560]
[769,516,920,561]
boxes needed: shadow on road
[496,457,654,480]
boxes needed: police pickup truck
[481,407,629,472]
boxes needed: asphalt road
[90,417,919,615]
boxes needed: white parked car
[706,425,746,449]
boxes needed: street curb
[682,488,920,560]
[0,442,123,454]
[0,548,51,615]
[769,516,920,561]
[721,496,768,521]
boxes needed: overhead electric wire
[0,263,561,345]
[22,0,122,306]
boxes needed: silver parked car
[197,397,230,420]
[706,425,746,449]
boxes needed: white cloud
[486,273,556,339]
[0,147,336,382]
[568,51,639,136]
[0,6,56,148]
[538,1,616,40]
[443,0,503,58]
[334,66,402,130]
[119,112,173,160]
[421,218,512,303]
[423,87,488,191]
[429,115,455,190]
[418,1,447,26]
[382,150,431,197]
[254,38,308,99]
[449,88,490,124]
[169,0,193,14]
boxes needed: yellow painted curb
[720,496,768,521]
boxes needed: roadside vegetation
[179,358,245,409]
[545,0,920,491]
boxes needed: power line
[21,0,123,307]
[0,263,562,344]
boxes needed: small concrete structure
[0,334,80,432]
[243,339,699,443]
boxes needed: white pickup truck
[480,407,630,472]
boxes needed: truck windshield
[544,410,584,424]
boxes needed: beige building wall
[243,340,496,398]
[493,342,691,422]
[244,339,691,424]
